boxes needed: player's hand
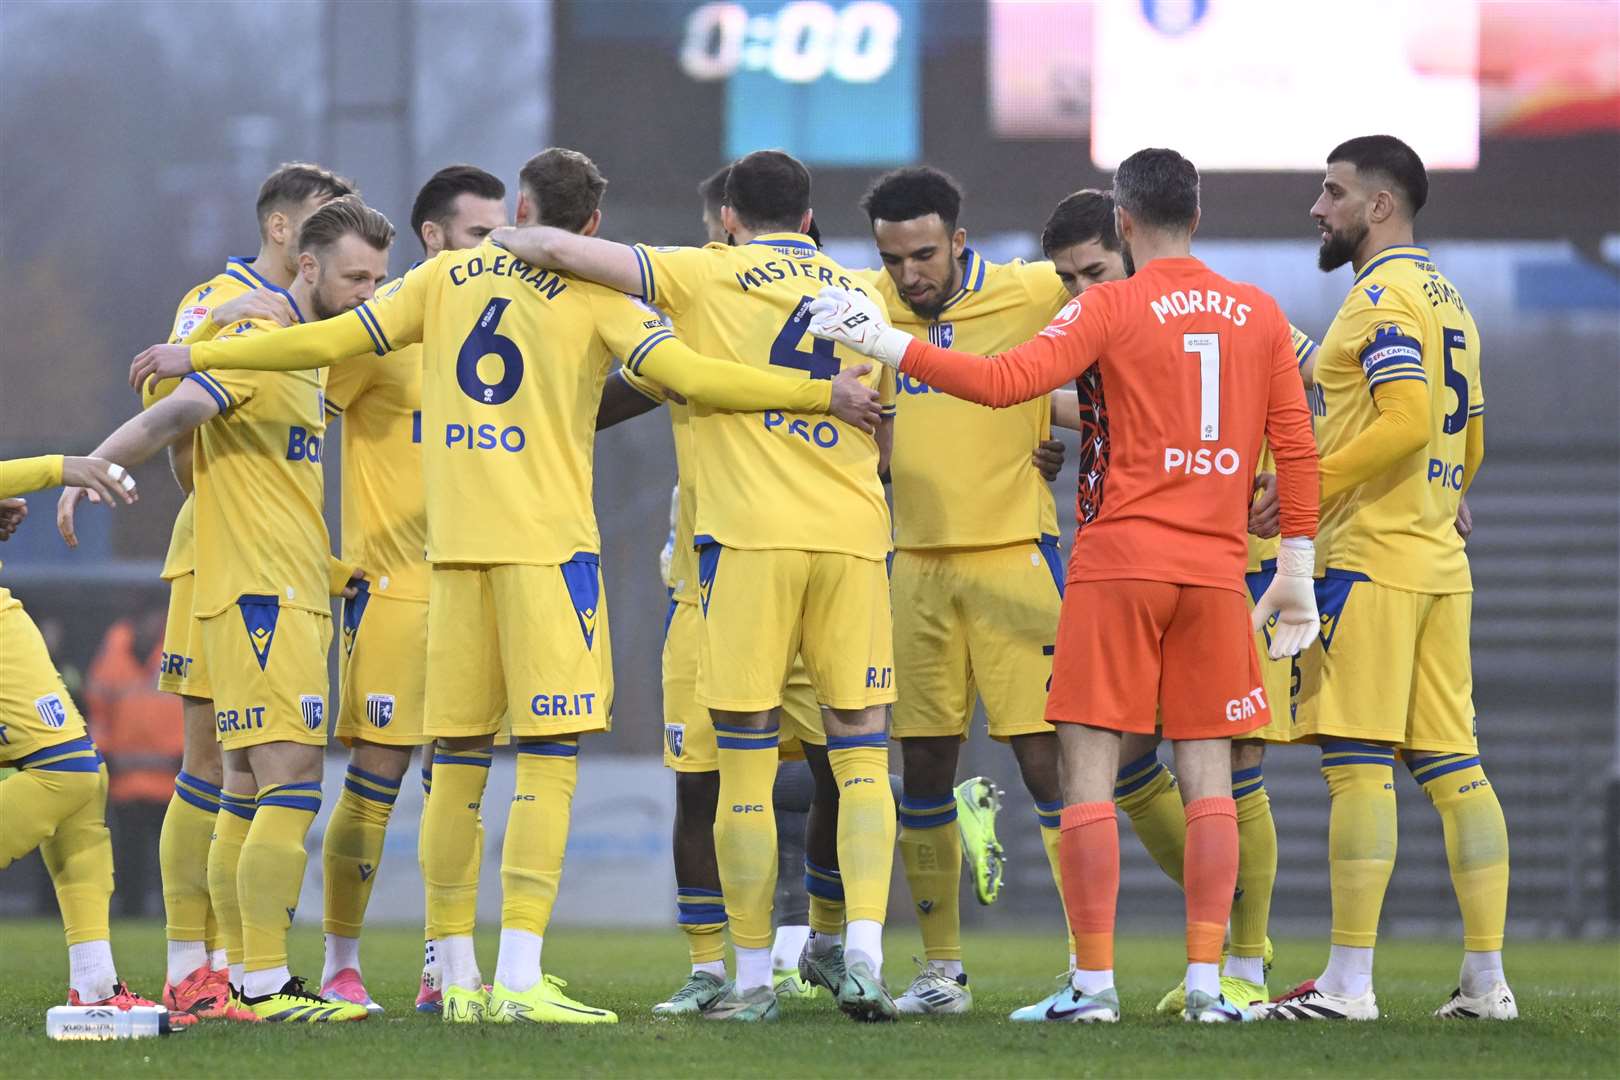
[1454,495,1473,541]
[807,287,913,369]
[1251,539,1319,659]
[1248,472,1280,538]
[0,498,27,542]
[65,457,138,508]
[341,570,368,601]
[209,288,295,330]
[829,364,882,433]
[130,344,196,393]
[1033,438,1065,482]
[56,487,89,548]
[330,560,368,599]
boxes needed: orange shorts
[1046,580,1271,741]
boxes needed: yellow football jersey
[635,234,895,560]
[187,316,331,618]
[860,250,1069,549]
[325,339,428,601]
[153,259,283,582]
[1314,246,1482,593]
[0,454,65,609]
[1246,325,1321,572]
[618,368,700,603]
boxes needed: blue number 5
[770,297,839,380]
[1441,327,1468,435]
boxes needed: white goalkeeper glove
[1251,537,1320,660]
[807,286,914,369]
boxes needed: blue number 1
[769,297,839,380]
[1441,327,1469,435]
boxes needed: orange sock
[1059,802,1119,972]
[1183,796,1239,965]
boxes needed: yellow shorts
[662,598,822,770]
[891,538,1063,742]
[0,600,89,763]
[157,572,211,699]
[425,560,612,741]
[695,544,895,713]
[335,587,428,747]
[200,598,332,751]
[1244,561,1296,744]
[1292,572,1476,755]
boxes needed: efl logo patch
[173,305,209,340]
[300,695,325,731]
[665,723,685,759]
[366,693,395,728]
[34,694,67,729]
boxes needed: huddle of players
[0,130,1513,1026]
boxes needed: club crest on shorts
[665,723,685,758]
[366,693,395,729]
[300,695,325,731]
[34,694,67,729]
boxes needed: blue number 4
[770,297,839,380]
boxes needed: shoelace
[279,975,324,1002]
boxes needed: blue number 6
[458,298,524,405]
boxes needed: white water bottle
[45,1005,180,1040]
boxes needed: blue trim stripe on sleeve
[625,330,675,375]
[633,246,656,303]
[184,371,234,412]
[1469,403,1486,416]
[354,304,390,356]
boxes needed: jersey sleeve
[898,288,1112,407]
[1343,286,1427,390]
[194,308,382,374]
[323,347,374,418]
[1263,308,1320,539]
[631,244,723,316]
[618,366,669,404]
[352,265,431,357]
[1467,332,1485,420]
[590,289,832,415]
[0,454,63,499]
[1288,323,1319,371]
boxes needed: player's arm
[1049,389,1081,431]
[809,286,1101,408]
[1461,413,1484,494]
[1251,314,1323,658]
[1290,323,1320,386]
[491,226,643,297]
[597,370,666,431]
[57,381,220,547]
[875,365,896,476]
[1316,303,1431,500]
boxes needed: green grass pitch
[3,920,1614,1077]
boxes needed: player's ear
[266,210,288,248]
[297,250,319,283]
[420,220,442,255]
[580,209,602,238]
[721,204,740,238]
[1370,189,1396,225]
[799,208,813,234]
[514,191,534,226]
[951,227,967,260]
[1187,206,1201,239]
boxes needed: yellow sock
[1409,754,1509,951]
[898,792,962,962]
[0,748,100,869]
[1230,766,1277,959]
[826,737,896,927]
[39,763,114,945]
[1321,742,1399,948]
[1036,800,1077,960]
[322,765,399,937]
[208,792,254,967]
[161,771,221,945]
[417,761,431,943]
[1115,749,1186,888]
[240,783,321,975]
[501,741,578,935]
[421,748,492,939]
[676,886,727,965]
[714,722,780,950]
[806,860,845,934]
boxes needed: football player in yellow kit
[492,150,902,1023]
[317,165,511,1016]
[127,148,881,1025]
[63,162,356,1021]
[848,167,1072,1017]
[70,197,394,1022]
[1257,136,1511,1023]
[2,455,183,1018]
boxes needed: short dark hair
[1112,148,1199,231]
[297,195,395,255]
[256,162,356,236]
[860,166,963,233]
[1041,189,1118,257]
[724,150,811,233]
[411,165,506,247]
[519,148,608,233]
[698,166,730,216]
[1327,135,1429,216]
